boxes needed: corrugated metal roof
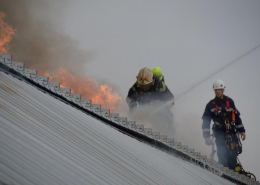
[0,54,257,185]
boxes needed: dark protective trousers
[213,127,238,170]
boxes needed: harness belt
[211,96,236,125]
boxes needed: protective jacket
[202,95,245,139]
[127,75,174,109]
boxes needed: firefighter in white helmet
[202,79,246,170]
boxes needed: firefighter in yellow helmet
[126,67,174,113]
[151,67,167,92]
[126,67,174,131]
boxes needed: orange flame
[0,12,121,112]
[0,12,16,54]
[43,68,122,112]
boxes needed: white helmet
[213,80,225,90]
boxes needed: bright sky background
[2,0,260,179]
[62,0,260,97]
[60,0,260,178]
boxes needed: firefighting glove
[129,101,138,111]
[205,137,213,146]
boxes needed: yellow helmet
[137,67,154,91]
[151,67,162,77]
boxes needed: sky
[1,0,260,180]
[63,1,260,178]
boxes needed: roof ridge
[0,54,257,185]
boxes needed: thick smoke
[0,0,122,111]
[0,0,93,75]
[127,100,175,138]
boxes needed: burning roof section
[0,54,259,185]
[0,12,16,54]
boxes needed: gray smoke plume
[0,0,123,112]
[127,100,175,138]
[0,0,93,75]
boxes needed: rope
[176,44,260,100]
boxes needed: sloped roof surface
[0,70,237,185]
